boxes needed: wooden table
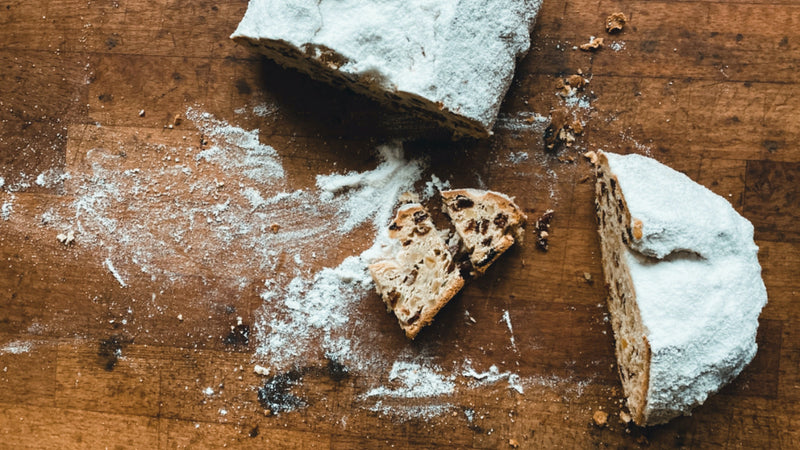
[1,0,798,448]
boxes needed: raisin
[403,269,418,285]
[493,213,508,229]
[413,210,429,224]
[452,195,475,211]
[479,219,490,234]
[387,290,400,309]
[482,237,493,246]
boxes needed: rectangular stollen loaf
[231,0,543,138]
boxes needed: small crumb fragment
[583,151,599,164]
[534,210,555,251]
[509,438,520,448]
[270,223,280,233]
[177,314,183,321]
[566,74,587,89]
[593,410,609,427]
[544,108,570,152]
[254,365,270,376]
[580,36,604,51]
[57,229,75,246]
[619,410,632,424]
[172,114,183,127]
[138,109,145,117]
[584,272,593,283]
[571,120,584,135]
[606,13,627,34]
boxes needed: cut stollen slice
[589,150,767,425]
[368,203,465,339]
[441,189,527,276]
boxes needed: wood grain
[2,0,799,448]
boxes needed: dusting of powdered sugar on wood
[18,109,597,422]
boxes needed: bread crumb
[254,364,270,376]
[580,37,604,51]
[172,114,183,127]
[534,210,555,251]
[584,272,593,283]
[270,223,280,233]
[544,108,570,152]
[566,74,587,89]
[583,151,599,164]
[571,120,584,135]
[619,410,632,424]
[177,314,183,321]
[606,13,627,34]
[56,229,75,245]
[593,410,608,427]
[138,109,145,117]
[509,438,520,448]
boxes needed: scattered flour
[104,258,128,288]
[1,195,13,221]
[462,360,524,394]
[0,340,33,354]
[609,41,626,52]
[501,309,517,350]
[35,168,69,189]
[494,111,549,133]
[12,108,595,422]
[362,361,456,399]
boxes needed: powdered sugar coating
[606,152,768,424]
[232,0,542,133]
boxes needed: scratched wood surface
[1,0,799,448]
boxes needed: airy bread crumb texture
[593,151,651,424]
[370,189,527,338]
[369,203,464,339]
[441,189,527,277]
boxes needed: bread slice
[369,203,465,339]
[441,189,527,276]
[231,0,543,138]
[590,150,767,425]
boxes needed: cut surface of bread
[441,189,527,276]
[231,0,543,138]
[591,150,768,426]
[369,203,464,339]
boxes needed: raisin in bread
[231,0,543,138]
[590,150,767,426]
[369,203,465,339]
[441,189,527,276]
